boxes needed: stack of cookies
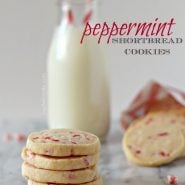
[21,129,103,185]
[123,109,185,167]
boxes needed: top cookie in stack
[21,129,103,185]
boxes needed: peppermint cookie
[22,148,99,170]
[27,176,103,185]
[22,162,98,184]
[123,112,185,166]
[26,129,100,157]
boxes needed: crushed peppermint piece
[3,132,13,142]
[135,150,141,154]
[83,156,90,166]
[51,138,60,142]
[159,151,169,157]
[14,133,27,142]
[167,175,178,185]
[157,132,169,137]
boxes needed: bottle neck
[58,0,98,28]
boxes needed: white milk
[47,25,110,140]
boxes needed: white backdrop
[0,0,185,120]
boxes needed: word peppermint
[80,18,176,44]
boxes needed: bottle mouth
[61,0,95,5]
[59,0,98,26]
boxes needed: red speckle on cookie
[157,132,169,137]
[68,172,76,179]
[135,150,141,154]
[167,175,178,185]
[51,138,60,142]
[83,156,90,166]
[159,151,170,157]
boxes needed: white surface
[1,120,185,185]
[0,0,185,120]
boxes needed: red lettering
[80,22,92,44]
[98,22,109,44]
[156,23,167,36]
[167,18,176,35]
[119,23,127,35]
[107,22,118,43]
[92,23,101,36]
[135,23,152,36]
[127,23,137,35]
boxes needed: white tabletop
[1,120,185,185]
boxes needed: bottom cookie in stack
[21,129,103,185]
[27,177,103,185]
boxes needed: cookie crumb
[3,132,13,142]
[167,175,178,185]
[14,133,27,142]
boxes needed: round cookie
[134,110,185,157]
[151,110,185,157]
[26,129,100,157]
[22,147,99,170]
[22,162,98,184]
[123,112,185,166]
[27,176,103,185]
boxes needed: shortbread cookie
[26,129,100,157]
[22,148,99,170]
[123,112,185,166]
[27,176,103,185]
[22,162,98,184]
[151,110,185,157]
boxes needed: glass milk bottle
[47,0,110,140]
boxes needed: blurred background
[0,0,185,121]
